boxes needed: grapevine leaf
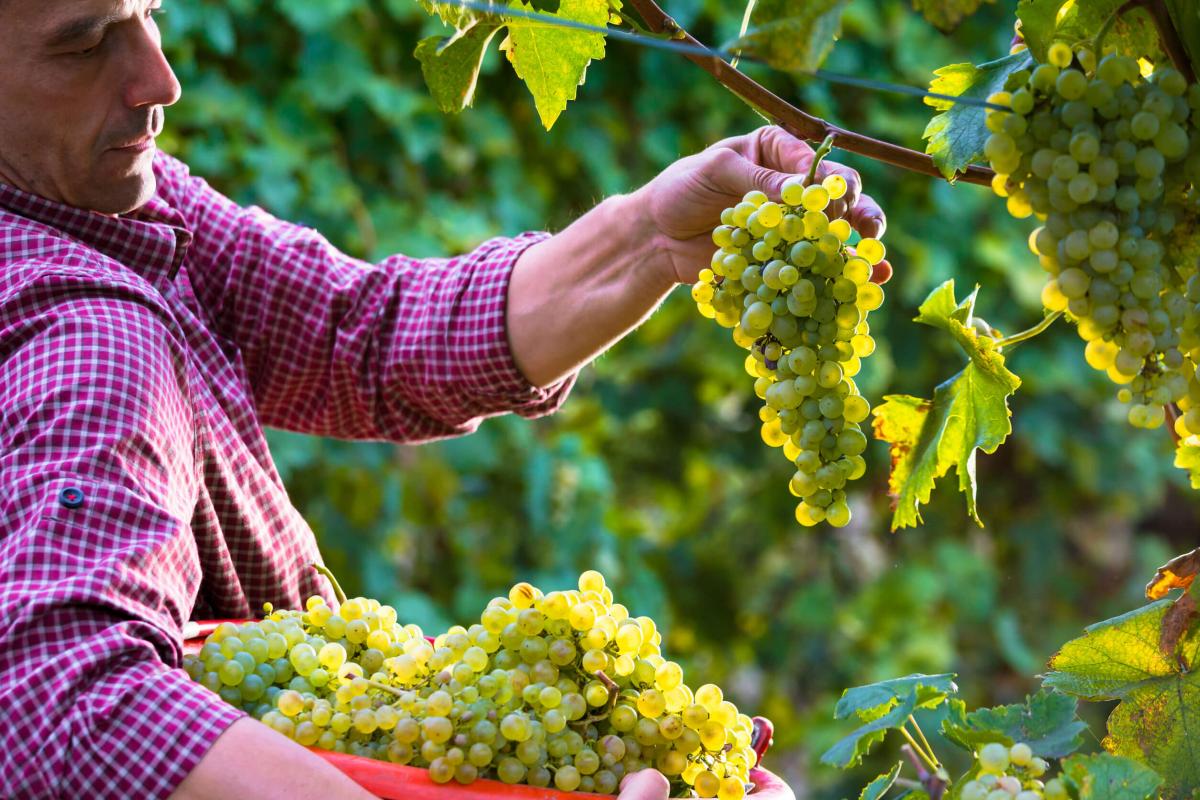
[414,0,495,31]
[1060,753,1163,800]
[1016,0,1162,63]
[1165,0,1200,76]
[415,23,504,113]
[822,692,915,769]
[858,763,903,800]
[873,281,1021,530]
[941,690,1086,758]
[1043,600,1200,796]
[1014,0,1059,61]
[1146,550,1200,658]
[1175,437,1200,490]
[502,0,608,129]
[1146,548,1200,600]
[922,51,1033,180]
[822,674,957,769]
[526,0,562,12]
[834,674,959,720]
[1053,1,1161,62]
[912,0,991,34]
[725,0,849,72]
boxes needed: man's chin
[81,166,157,216]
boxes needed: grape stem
[804,134,837,187]
[908,715,939,770]
[363,677,408,698]
[995,310,1063,350]
[312,563,349,606]
[1166,402,1182,444]
[900,744,949,800]
[576,670,621,724]
[622,0,995,186]
[898,726,939,775]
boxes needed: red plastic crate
[184,621,788,800]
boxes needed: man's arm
[170,718,377,800]
[0,268,368,799]
[175,721,673,800]
[506,126,889,387]
[155,154,570,445]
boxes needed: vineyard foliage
[156,0,1200,794]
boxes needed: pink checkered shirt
[0,151,570,798]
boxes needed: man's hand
[618,769,672,800]
[506,125,891,388]
[629,125,891,287]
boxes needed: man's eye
[73,40,103,56]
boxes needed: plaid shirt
[0,151,571,799]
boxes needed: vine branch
[1146,0,1196,82]
[622,0,996,186]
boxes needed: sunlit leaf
[922,52,1032,180]
[873,281,1022,530]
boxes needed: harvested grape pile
[185,570,759,797]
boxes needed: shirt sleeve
[0,266,245,799]
[155,153,575,443]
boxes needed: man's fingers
[618,769,671,800]
[814,160,862,211]
[749,768,796,800]
[706,148,792,202]
[846,190,887,240]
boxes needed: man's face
[0,0,181,215]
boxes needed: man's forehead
[24,0,139,37]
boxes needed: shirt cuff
[65,663,245,799]
[453,230,577,419]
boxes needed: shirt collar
[0,178,193,293]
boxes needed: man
[0,1,888,798]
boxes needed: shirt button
[58,486,85,509]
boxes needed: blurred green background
[158,0,1199,793]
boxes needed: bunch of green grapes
[692,174,886,528]
[959,742,1070,800]
[185,570,759,798]
[983,41,1200,463]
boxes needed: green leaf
[1061,753,1163,800]
[835,674,959,720]
[941,689,1087,758]
[872,281,1022,530]
[1165,0,1200,75]
[1175,438,1200,489]
[821,674,957,769]
[922,52,1033,180]
[1016,0,1064,62]
[912,0,992,33]
[859,763,903,800]
[416,23,504,113]
[502,0,609,129]
[1016,0,1162,64]
[726,0,849,72]
[1044,600,1200,796]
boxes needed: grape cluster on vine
[184,570,759,797]
[960,742,1069,800]
[692,166,886,528]
[984,40,1200,463]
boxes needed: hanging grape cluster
[185,571,759,797]
[692,170,887,528]
[959,742,1066,800]
[984,42,1200,462]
